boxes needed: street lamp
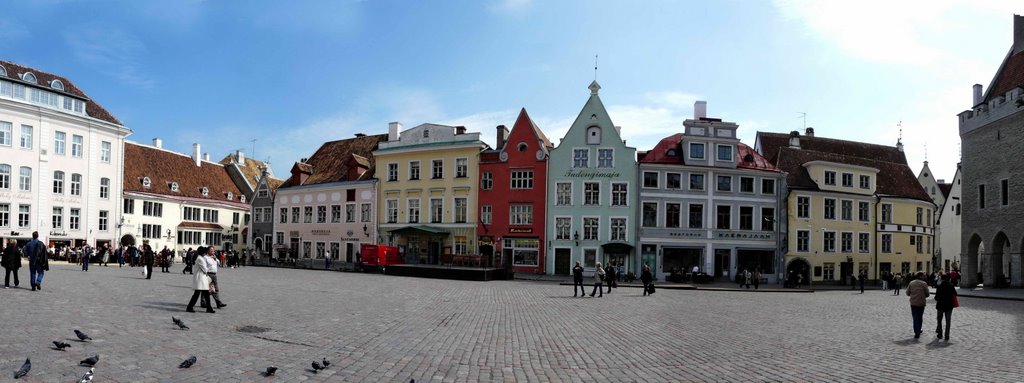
[363,224,369,238]
[574,231,580,246]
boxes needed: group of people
[185,246,228,313]
[737,268,764,289]
[1,232,48,290]
[571,261,655,297]
[904,271,958,340]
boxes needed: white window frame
[582,216,599,241]
[455,157,468,178]
[19,124,31,149]
[511,170,533,189]
[71,134,83,158]
[572,148,589,168]
[54,131,65,155]
[689,142,705,160]
[609,217,627,241]
[597,148,614,168]
[556,182,572,206]
[716,144,733,162]
[796,230,810,252]
[555,216,571,240]
[509,204,532,225]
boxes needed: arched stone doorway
[120,234,136,247]
[786,258,811,287]
[990,232,1010,287]
[964,234,982,286]
[253,238,264,257]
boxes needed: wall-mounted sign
[509,228,533,234]
[311,229,331,236]
[563,170,621,180]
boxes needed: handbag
[647,283,655,294]
[953,294,960,308]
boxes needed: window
[689,204,703,228]
[690,174,704,190]
[823,263,835,281]
[740,177,754,193]
[823,231,836,252]
[0,164,8,189]
[798,199,811,220]
[511,171,533,189]
[642,202,657,228]
[387,200,399,223]
[183,207,201,221]
[584,248,597,268]
[18,204,29,228]
[665,203,680,228]
[979,184,986,209]
[70,174,82,196]
[797,230,810,252]
[841,200,853,221]
[841,173,853,187]
[761,207,774,231]
[407,199,420,223]
[330,205,341,223]
[716,145,733,161]
[643,172,659,188]
[142,224,162,239]
[455,158,467,178]
[584,182,600,206]
[506,238,540,266]
[430,198,442,223]
[916,207,923,225]
[169,182,179,192]
[101,141,111,163]
[841,232,853,253]
[881,204,892,223]
[761,179,775,195]
[52,171,64,194]
[22,72,36,83]
[926,209,932,227]
[717,176,731,192]
[0,122,9,146]
[1002,179,1009,206]
[555,217,571,240]
[19,125,31,149]
[72,135,83,157]
[824,171,836,186]
[232,212,240,225]
[882,234,892,253]
[0,204,7,227]
[361,203,371,222]
[556,182,572,205]
[611,183,628,206]
[597,148,613,168]
[689,143,705,159]
[666,173,681,189]
[481,172,492,190]
[858,233,870,253]
[18,167,31,192]
[291,207,299,223]
[916,235,924,253]
[480,205,491,225]
[304,206,313,223]
[586,126,601,145]
[142,177,151,188]
[124,199,135,215]
[52,207,63,229]
[98,210,108,231]
[454,198,467,223]
[51,79,63,90]
[858,201,870,222]
[823,198,836,220]
[610,218,626,241]
[716,205,731,230]
[202,209,218,223]
[54,131,65,155]
[279,208,287,224]
[454,236,468,255]
[859,175,871,189]
[345,204,355,223]
[100,178,109,199]
[387,163,398,181]
[573,149,589,168]
[583,217,599,240]
[739,206,753,230]
[313,206,326,223]
[423,129,429,138]
[509,205,532,225]
[432,160,443,179]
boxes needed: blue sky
[0,0,1020,181]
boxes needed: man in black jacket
[641,264,654,296]
[572,261,585,297]
[142,240,155,279]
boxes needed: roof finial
[924,143,928,162]
[897,120,903,145]
[594,54,598,81]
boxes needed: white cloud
[64,26,154,89]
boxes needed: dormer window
[240,195,246,203]
[22,72,37,84]
[50,80,64,91]
[201,187,209,197]
[227,192,234,200]
[142,177,152,188]
[170,182,179,192]
[0,66,6,76]
[667,148,678,157]
[586,126,601,145]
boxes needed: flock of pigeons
[12,319,349,380]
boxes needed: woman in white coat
[185,246,216,313]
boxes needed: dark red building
[478,109,552,275]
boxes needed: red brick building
[478,109,552,274]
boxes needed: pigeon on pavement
[53,340,72,350]
[265,366,278,376]
[172,317,189,330]
[179,356,197,368]
[312,361,324,373]
[74,330,92,341]
[13,358,30,379]
[80,355,99,367]
[77,367,94,383]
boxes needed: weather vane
[594,54,598,81]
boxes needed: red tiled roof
[280,134,388,188]
[984,49,1024,104]
[637,133,683,164]
[218,154,285,192]
[0,60,122,126]
[124,142,244,203]
[736,143,782,173]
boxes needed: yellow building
[757,129,934,284]
[373,122,486,264]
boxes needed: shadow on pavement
[892,338,919,346]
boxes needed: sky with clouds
[1,0,1021,181]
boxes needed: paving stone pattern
[2,263,1023,382]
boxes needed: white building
[936,164,962,272]
[121,140,249,256]
[0,60,131,251]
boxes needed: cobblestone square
[2,263,1023,382]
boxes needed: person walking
[859,270,866,294]
[934,274,957,341]
[116,246,124,268]
[142,240,154,279]
[753,268,762,290]
[893,273,903,296]
[881,271,890,291]
[81,245,91,272]
[183,248,194,274]
[2,239,21,288]
[159,246,171,273]
[906,271,930,339]
[590,262,605,297]
[24,232,47,291]
[641,264,654,296]
[204,248,227,308]
[605,263,616,293]
[185,246,216,314]
[572,261,585,297]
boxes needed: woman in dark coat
[2,239,21,288]
[641,264,654,296]
[934,274,958,341]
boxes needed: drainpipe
[874,195,881,283]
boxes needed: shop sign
[509,228,533,234]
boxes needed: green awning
[389,225,450,236]
[601,242,635,253]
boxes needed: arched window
[0,66,7,76]
[142,177,152,188]
[0,164,9,189]
[517,142,528,152]
[586,126,601,145]
[240,195,246,203]
[170,182,179,192]
[666,148,678,157]
[53,171,64,194]
[21,72,37,84]
[227,192,234,200]
[50,79,64,91]
[201,187,209,197]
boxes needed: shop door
[554,248,571,275]
[840,262,853,285]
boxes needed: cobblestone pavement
[2,263,1023,382]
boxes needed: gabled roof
[938,183,953,198]
[218,154,285,193]
[736,143,782,173]
[279,134,388,188]
[983,47,1024,104]
[124,142,245,205]
[0,60,122,126]
[488,108,553,160]
[757,131,930,201]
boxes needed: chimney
[354,133,366,138]
[388,122,401,141]
[805,127,815,137]
[203,153,210,162]
[788,131,801,149]
[615,126,622,136]
[495,125,509,150]
[1015,14,1024,55]
[455,125,466,135]
[192,143,201,167]
[896,140,904,153]
[235,150,245,166]
[152,138,162,148]
[973,84,983,106]
[937,179,946,184]
[694,101,707,119]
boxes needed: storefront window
[504,238,539,266]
